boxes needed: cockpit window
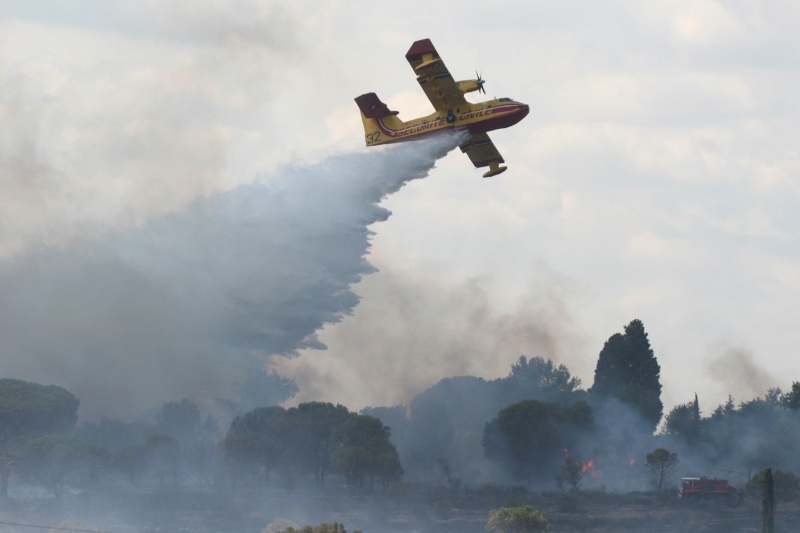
[498,97,512,102]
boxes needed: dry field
[0,487,798,533]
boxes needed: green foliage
[485,505,550,533]
[217,435,261,490]
[710,394,736,419]
[662,394,701,441]
[18,435,109,499]
[591,333,626,395]
[0,379,81,499]
[223,402,402,490]
[157,399,202,443]
[565,400,593,426]
[0,379,79,438]
[75,416,155,453]
[698,391,800,471]
[385,358,586,481]
[645,448,678,493]
[662,403,692,435]
[282,402,352,487]
[226,406,286,476]
[219,435,265,465]
[559,451,583,491]
[373,451,403,488]
[746,468,800,501]
[112,445,146,485]
[333,413,402,490]
[483,400,593,482]
[228,406,287,440]
[510,356,582,395]
[331,446,369,488]
[589,319,663,431]
[781,382,800,411]
[144,433,180,486]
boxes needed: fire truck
[680,477,739,500]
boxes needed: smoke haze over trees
[483,399,593,483]
[220,402,402,491]
[659,383,800,480]
[1,317,800,530]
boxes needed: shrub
[486,505,550,533]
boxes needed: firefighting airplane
[355,38,529,178]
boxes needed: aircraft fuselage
[365,98,529,146]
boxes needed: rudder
[354,93,403,146]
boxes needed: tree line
[219,402,402,491]
[3,317,799,499]
[0,381,401,500]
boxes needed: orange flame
[581,458,601,477]
[564,448,602,477]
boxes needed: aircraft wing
[406,39,468,112]
[460,133,505,169]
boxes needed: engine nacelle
[457,79,482,94]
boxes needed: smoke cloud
[275,263,591,410]
[705,341,776,401]
[0,135,462,421]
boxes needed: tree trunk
[762,467,775,533]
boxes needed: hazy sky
[2,1,799,420]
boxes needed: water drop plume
[0,133,464,420]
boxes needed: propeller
[476,71,486,94]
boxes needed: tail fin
[354,93,403,146]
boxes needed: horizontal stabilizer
[354,93,399,119]
[415,58,441,72]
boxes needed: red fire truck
[680,477,739,499]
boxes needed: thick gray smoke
[0,135,463,421]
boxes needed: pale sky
[2,1,799,420]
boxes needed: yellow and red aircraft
[355,38,529,178]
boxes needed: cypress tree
[690,393,701,441]
[590,333,627,395]
[589,319,663,432]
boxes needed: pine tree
[589,319,663,431]
[645,448,678,493]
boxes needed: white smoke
[0,134,463,421]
